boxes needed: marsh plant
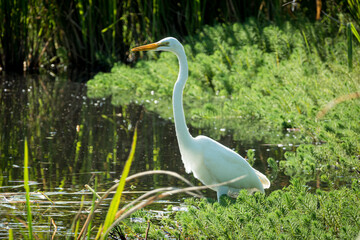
[124,179,360,239]
[88,19,360,186]
[86,19,360,239]
[1,0,318,72]
[1,0,359,72]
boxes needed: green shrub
[126,179,360,239]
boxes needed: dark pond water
[0,74,293,238]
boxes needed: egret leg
[217,186,229,202]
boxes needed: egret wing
[198,136,261,189]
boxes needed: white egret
[132,37,270,201]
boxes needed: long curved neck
[173,49,193,146]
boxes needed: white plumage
[132,37,270,201]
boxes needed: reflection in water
[0,74,290,238]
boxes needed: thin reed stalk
[87,176,98,239]
[77,164,245,239]
[316,92,360,119]
[69,195,85,240]
[0,0,28,71]
[8,228,13,240]
[103,175,246,237]
[347,23,353,71]
[99,125,138,239]
[0,0,298,72]
[24,138,33,240]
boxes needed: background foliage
[0,0,357,73]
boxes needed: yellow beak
[131,43,159,52]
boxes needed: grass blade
[347,23,353,72]
[301,30,311,54]
[104,175,246,235]
[77,170,200,239]
[87,176,98,240]
[9,228,13,240]
[350,23,360,43]
[24,138,33,240]
[70,195,85,240]
[100,125,138,239]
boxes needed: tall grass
[0,0,56,72]
[348,22,353,71]
[0,0,28,72]
[77,125,138,239]
[100,125,137,239]
[53,0,119,71]
[24,138,33,240]
[0,0,350,73]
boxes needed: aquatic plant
[88,19,360,185]
[76,125,138,239]
[101,125,137,239]
[1,0,286,72]
[0,0,57,71]
[24,138,33,240]
[0,0,358,72]
[0,0,29,71]
[87,19,360,238]
[125,179,360,239]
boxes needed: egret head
[131,37,183,54]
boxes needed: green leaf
[24,138,33,240]
[100,126,138,239]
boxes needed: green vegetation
[24,138,33,240]
[88,19,360,186]
[126,179,360,239]
[0,0,355,72]
[101,126,137,239]
[75,125,138,239]
[2,0,360,239]
[0,0,273,72]
[87,18,360,238]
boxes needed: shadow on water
[0,74,292,238]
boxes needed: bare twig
[39,191,54,205]
[316,92,360,119]
[78,170,202,239]
[85,184,101,200]
[51,218,57,240]
[14,217,40,240]
[104,175,246,237]
[145,220,150,240]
